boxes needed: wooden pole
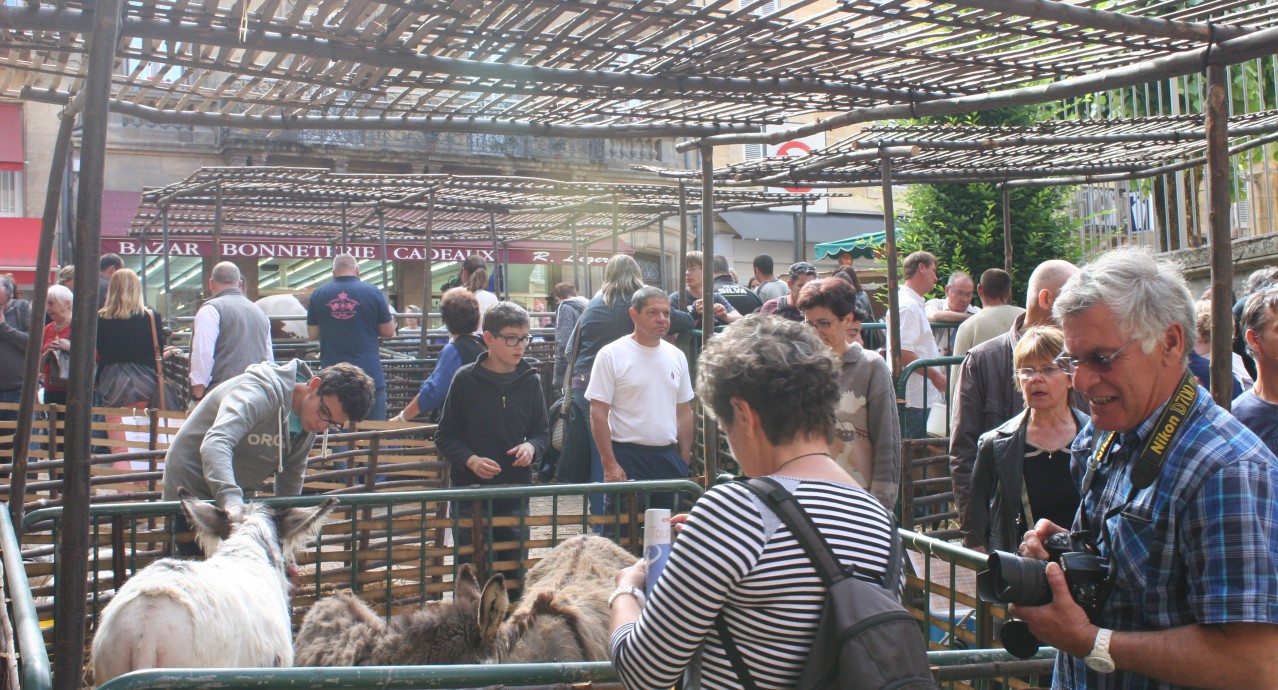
[570,218,579,289]
[212,182,222,263]
[799,200,809,261]
[378,208,389,293]
[161,204,172,322]
[55,0,122,685]
[1002,185,1014,275]
[9,109,75,529]
[340,202,348,251]
[678,184,689,310]
[658,216,667,290]
[1206,64,1234,409]
[882,156,903,383]
[699,145,718,482]
[419,191,433,359]
[611,195,619,255]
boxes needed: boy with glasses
[435,302,550,574]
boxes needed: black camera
[976,532,1112,658]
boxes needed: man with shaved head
[308,253,396,420]
[951,259,1078,547]
[189,261,273,403]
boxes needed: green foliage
[895,106,1082,302]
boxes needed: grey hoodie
[162,359,317,508]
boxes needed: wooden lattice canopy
[2,0,1277,137]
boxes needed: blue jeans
[572,388,606,516]
[900,406,929,440]
[601,442,689,539]
[367,386,388,421]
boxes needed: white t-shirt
[473,289,499,334]
[585,336,693,446]
[892,285,939,409]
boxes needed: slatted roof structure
[639,110,1278,187]
[131,166,833,244]
[2,0,1277,138]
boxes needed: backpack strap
[713,614,760,690]
[739,477,902,594]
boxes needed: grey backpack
[716,477,938,690]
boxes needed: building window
[0,170,21,217]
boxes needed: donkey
[487,534,637,664]
[90,489,338,686]
[293,563,508,666]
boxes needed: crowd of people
[3,241,1278,690]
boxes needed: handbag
[44,348,72,388]
[147,310,183,411]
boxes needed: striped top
[609,476,894,689]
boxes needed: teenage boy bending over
[435,301,550,577]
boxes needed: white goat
[90,488,338,686]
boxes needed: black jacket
[435,352,550,487]
[966,407,1090,551]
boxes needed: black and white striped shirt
[609,476,894,689]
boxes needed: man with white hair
[1015,248,1278,690]
[307,254,396,420]
[189,261,273,403]
[925,270,980,356]
[952,259,1077,546]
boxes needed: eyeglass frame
[1053,337,1140,376]
[1015,365,1066,380]
[494,333,534,348]
[317,397,344,430]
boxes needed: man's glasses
[1053,338,1139,376]
[317,398,343,430]
[1016,365,1065,380]
[804,318,838,331]
[495,334,533,348]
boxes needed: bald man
[307,253,395,420]
[189,261,273,402]
[950,260,1078,548]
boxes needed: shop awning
[719,210,882,245]
[0,217,51,286]
[814,231,887,260]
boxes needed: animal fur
[487,534,637,664]
[90,489,337,686]
[293,563,508,666]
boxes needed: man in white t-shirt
[925,270,981,356]
[892,251,948,439]
[586,286,693,515]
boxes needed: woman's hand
[55,338,70,352]
[669,513,692,534]
[616,558,646,590]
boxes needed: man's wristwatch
[1085,628,1116,674]
[608,585,646,609]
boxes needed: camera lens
[977,551,1054,606]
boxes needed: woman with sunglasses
[966,326,1088,553]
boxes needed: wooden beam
[929,0,1251,42]
[1206,64,1233,409]
[54,0,122,687]
[679,24,1278,151]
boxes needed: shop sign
[102,239,623,264]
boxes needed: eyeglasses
[317,398,344,430]
[805,318,837,331]
[1016,365,1065,380]
[1053,338,1139,376]
[495,334,533,348]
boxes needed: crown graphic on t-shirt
[328,291,360,319]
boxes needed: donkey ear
[178,488,231,541]
[454,563,481,600]
[477,574,509,644]
[278,498,339,554]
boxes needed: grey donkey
[487,534,637,663]
[293,563,508,666]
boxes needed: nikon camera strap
[1080,372,1199,551]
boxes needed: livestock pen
[3,480,1051,690]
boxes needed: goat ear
[178,488,231,541]
[277,498,339,552]
[477,574,509,644]
[454,563,481,600]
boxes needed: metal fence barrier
[0,506,51,690]
[19,481,703,660]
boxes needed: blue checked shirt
[1054,384,1278,690]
